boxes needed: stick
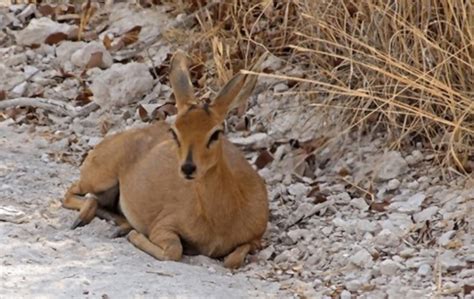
[0,97,99,117]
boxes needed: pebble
[350,197,369,211]
[389,193,425,213]
[438,230,455,247]
[380,259,399,276]
[439,251,466,271]
[374,229,400,247]
[345,279,363,291]
[413,206,438,223]
[349,248,373,268]
[340,290,351,299]
[417,264,431,277]
[387,178,401,190]
[376,151,408,181]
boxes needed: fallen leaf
[85,52,104,69]
[75,88,93,106]
[464,285,474,295]
[0,90,6,101]
[120,25,142,47]
[255,149,274,169]
[103,34,113,50]
[38,4,55,17]
[45,32,68,45]
[338,167,351,177]
[137,105,149,122]
[370,201,389,212]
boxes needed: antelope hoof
[71,217,86,229]
[110,227,132,238]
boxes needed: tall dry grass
[170,0,473,174]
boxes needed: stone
[90,63,154,108]
[257,245,274,261]
[273,83,288,93]
[417,264,431,277]
[350,248,373,268]
[345,279,363,292]
[287,183,310,200]
[0,206,26,224]
[413,206,438,223]
[380,259,399,276]
[71,41,113,69]
[15,17,77,46]
[376,151,408,181]
[389,193,425,213]
[374,229,400,247]
[340,290,351,299]
[387,178,401,190]
[56,41,87,66]
[350,197,369,211]
[439,251,466,271]
[438,230,455,247]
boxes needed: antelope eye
[207,130,222,148]
[169,129,180,147]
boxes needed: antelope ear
[211,52,267,120]
[169,50,197,112]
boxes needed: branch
[0,97,99,117]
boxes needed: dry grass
[167,0,473,175]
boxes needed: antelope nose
[181,162,196,177]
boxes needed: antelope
[62,50,269,269]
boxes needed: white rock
[406,150,423,166]
[350,249,373,268]
[5,53,27,66]
[438,230,455,247]
[350,197,369,211]
[328,192,351,203]
[10,81,27,97]
[439,251,466,271]
[380,259,399,276]
[345,279,363,291]
[374,229,400,247]
[340,290,351,299]
[0,64,25,90]
[229,133,270,148]
[71,41,113,69]
[23,65,39,77]
[413,206,438,223]
[0,206,26,223]
[258,245,274,260]
[287,229,310,243]
[273,83,288,93]
[417,264,431,277]
[15,17,77,46]
[355,219,378,233]
[287,183,309,199]
[90,63,153,108]
[56,41,87,66]
[387,178,401,190]
[376,151,408,181]
[389,193,425,213]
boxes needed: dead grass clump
[169,0,473,174]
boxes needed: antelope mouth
[184,174,195,180]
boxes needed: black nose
[181,162,196,176]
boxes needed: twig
[0,97,99,117]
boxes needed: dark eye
[169,129,180,147]
[207,130,222,148]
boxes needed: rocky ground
[1,2,473,299]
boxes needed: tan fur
[63,50,268,268]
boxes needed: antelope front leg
[223,243,252,269]
[127,229,183,262]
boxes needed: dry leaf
[45,32,68,45]
[137,105,149,122]
[369,201,389,212]
[103,34,113,50]
[255,149,274,169]
[38,4,55,17]
[75,88,93,106]
[0,90,6,101]
[121,25,142,47]
[86,52,104,69]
